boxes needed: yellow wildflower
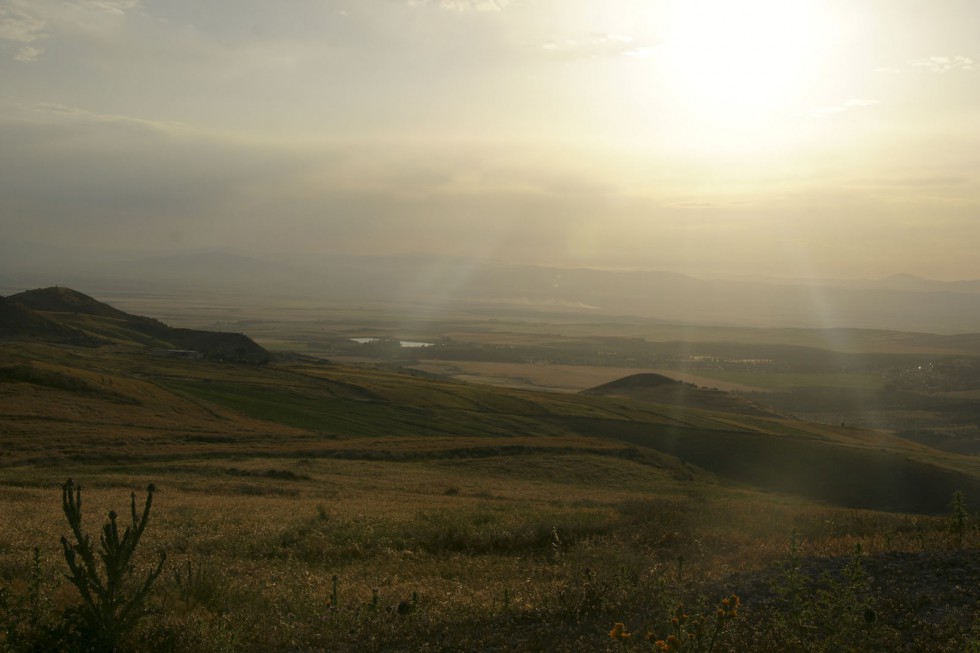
[609,622,630,641]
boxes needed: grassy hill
[1,331,977,513]
[0,294,98,345]
[5,286,270,363]
[9,286,137,320]
[583,372,780,417]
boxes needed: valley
[0,288,978,651]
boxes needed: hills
[5,246,980,333]
[1,286,269,363]
[1,288,979,515]
[583,372,779,417]
[1,295,79,340]
[3,286,979,651]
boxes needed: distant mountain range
[0,286,269,363]
[3,244,980,334]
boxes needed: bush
[60,479,166,651]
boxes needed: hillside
[583,372,780,417]
[2,298,979,651]
[5,287,269,363]
[0,295,99,345]
[2,331,979,513]
[9,286,137,320]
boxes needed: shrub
[0,547,64,652]
[948,491,969,549]
[60,479,166,651]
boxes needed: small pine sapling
[60,478,166,649]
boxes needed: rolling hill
[2,291,979,515]
[5,286,270,363]
[583,372,780,417]
[0,294,99,345]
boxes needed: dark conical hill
[584,372,778,417]
[587,372,678,390]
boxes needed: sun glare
[663,0,830,120]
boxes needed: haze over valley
[5,246,980,335]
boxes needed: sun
[663,0,831,120]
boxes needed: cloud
[0,1,48,61]
[854,174,971,189]
[0,0,140,62]
[0,104,319,247]
[911,55,976,73]
[406,0,512,11]
[541,32,648,59]
[0,99,633,262]
[881,55,978,74]
[810,98,879,117]
[0,1,46,52]
[13,44,40,61]
[30,102,186,132]
[622,46,657,59]
[77,1,140,15]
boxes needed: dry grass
[1,455,976,651]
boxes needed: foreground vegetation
[0,464,977,652]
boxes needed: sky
[1,0,979,280]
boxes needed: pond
[350,337,433,348]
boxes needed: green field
[671,369,888,392]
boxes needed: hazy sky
[2,0,979,279]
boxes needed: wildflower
[726,594,740,618]
[609,622,631,641]
[716,594,740,621]
[652,635,682,652]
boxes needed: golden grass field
[2,452,975,652]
